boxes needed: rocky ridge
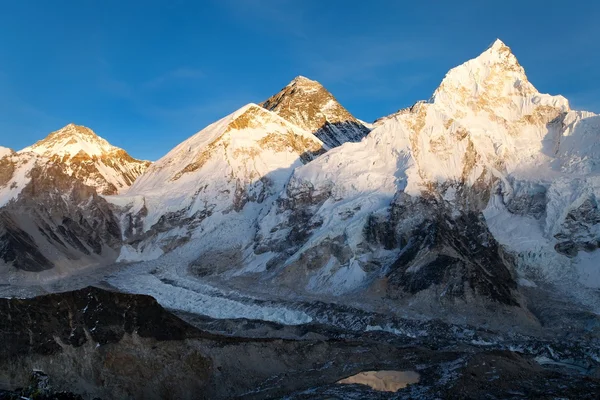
[262,76,370,148]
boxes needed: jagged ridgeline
[1,39,600,318]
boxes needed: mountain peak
[430,39,548,113]
[261,77,370,148]
[481,38,521,68]
[21,123,116,158]
[488,38,508,52]
[17,124,150,195]
[288,75,320,87]
[57,123,100,138]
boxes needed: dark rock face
[253,178,332,261]
[287,350,600,400]
[504,181,547,219]
[0,287,428,400]
[361,187,520,306]
[0,287,198,358]
[554,196,600,257]
[386,210,519,306]
[0,164,121,271]
[1,287,599,399]
[0,287,211,399]
[261,76,370,148]
[312,120,371,149]
[0,212,54,271]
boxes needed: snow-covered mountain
[115,103,325,261]
[21,123,150,195]
[0,124,150,273]
[247,39,600,311]
[0,150,121,274]
[262,76,370,148]
[2,39,600,323]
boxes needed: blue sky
[0,0,599,160]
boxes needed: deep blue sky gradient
[1,0,599,160]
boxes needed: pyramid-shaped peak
[21,123,118,158]
[430,38,539,106]
[289,75,320,86]
[480,38,520,65]
[56,123,99,137]
[262,76,369,147]
[488,38,509,52]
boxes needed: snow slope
[118,103,326,261]
[249,39,600,304]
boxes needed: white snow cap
[20,123,119,158]
[289,75,318,84]
[284,75,323,93]
[431,37,570,115]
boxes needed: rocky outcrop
[262,76,370,148]
[554,196,600,257]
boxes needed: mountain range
[1,39,599,329]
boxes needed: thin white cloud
[300,36,439,83]
[143,67,205,89]
[216,0,310,38]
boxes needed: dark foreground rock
[0,287,428,399]
[0,287,598,399]
[289,350,600,399]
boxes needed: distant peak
[55,123,98,138]
[64,123,93,131]
[20,123,118,158]
[292,75,315,82]
[430,38,537,106]
[487,38,508,52]
[288,75,321,88]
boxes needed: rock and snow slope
[116,103,326,261]
[0,146,13,159]
[0,150,121,274]
[0,124,148,273]
[21,123,150,195]
[262,76,370,148]
[244,39,600,309]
